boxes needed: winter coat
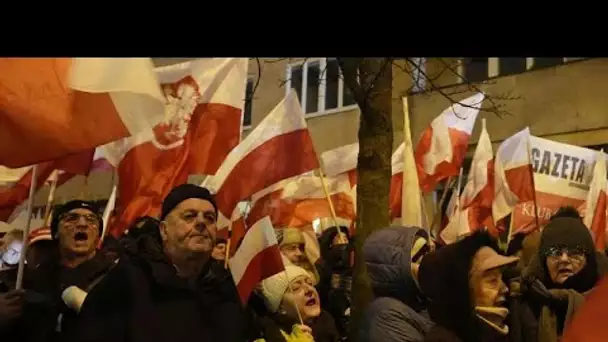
[0,250,118,342]
[71,230,251,342]
[510,251,608,342]
[358,226,433,342]
[315,226,352,339]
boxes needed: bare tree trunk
[338,58,393,340]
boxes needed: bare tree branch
[245,58,263,103]
[392,58,520,119]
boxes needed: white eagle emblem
[151,79,201,150]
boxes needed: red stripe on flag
[186,103,242,175]
[505,164,536,204]
[562,275,608,342]
[389,173,403,220]
[415,127,470,193]
[215,130,319,217]
[0,162,56,221]
[236,245,284,305]
[591,190,607,250]
[110,140,190,237]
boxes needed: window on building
[462,58,489,83]
[287,58,358,115]
[533,58,564,69]
[410,57,427,92]
[499,58,527,76]
[243,79,254,127]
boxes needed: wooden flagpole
[15,164,38,289]
[317,167,347,244]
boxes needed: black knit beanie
[538,217,598,291]
[539,217,595,258]
[161,184,217,221]
[50,200,103,239]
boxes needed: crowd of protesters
[0,183,605,342]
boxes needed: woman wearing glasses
[516,213,608,342]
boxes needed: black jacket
[73,231,251,342]
[1,250,118,342]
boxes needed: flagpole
[401,96,424,228]
[15,164,38,290]
[224,116,247,269]
[316,167,346,244]
[283,265,305,326]
[42,170,58,224]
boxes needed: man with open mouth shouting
[0,200,119,342]
[71,184,252,342]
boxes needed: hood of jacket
[418,230,500,342]
[318,226,352,271]
[363,225,428,310]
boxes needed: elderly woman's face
[281,275,321,322]
[545,246,587,284]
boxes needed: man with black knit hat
[72,184,252,342]
[514,214,608,342]
[0,199,119,341]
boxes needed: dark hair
[550,206,582,221]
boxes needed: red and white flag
[414,93,484,192]
[460,119,497,235]
[389,143,406,220]
[562,275,608,342]
[583,150,607,251]
[27,226,52,244]
[103,58,248,237]
[207,90,320,225]
[321,143,358,187]
[0,58,166,168]
[229,216,285,305]
[0,150,95,222]
[492,127,536,226]
[440,169,469,244]
[246,173,355,229]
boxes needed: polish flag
[216,206,247,257]
[414,93,484,192]
[0,150,96,222]
[90,148,114,173]
[0,58,166,168]
[27,226,53,244]
[562,274,608,342]
[321,143,358,187]
[440,169,469,244]
[229,216,285,305]
[583,150,607,251]
[492,127,536,225]
[460,120,497,235]
[246,173,355,229]
[206,90,320,224]
[103,58,248,237]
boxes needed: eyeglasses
[545,246,587,263]
[59,213,99,226]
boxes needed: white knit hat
[260,265,310,313]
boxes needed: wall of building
[406,58,608,151]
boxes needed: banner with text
[511,136,605,234]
